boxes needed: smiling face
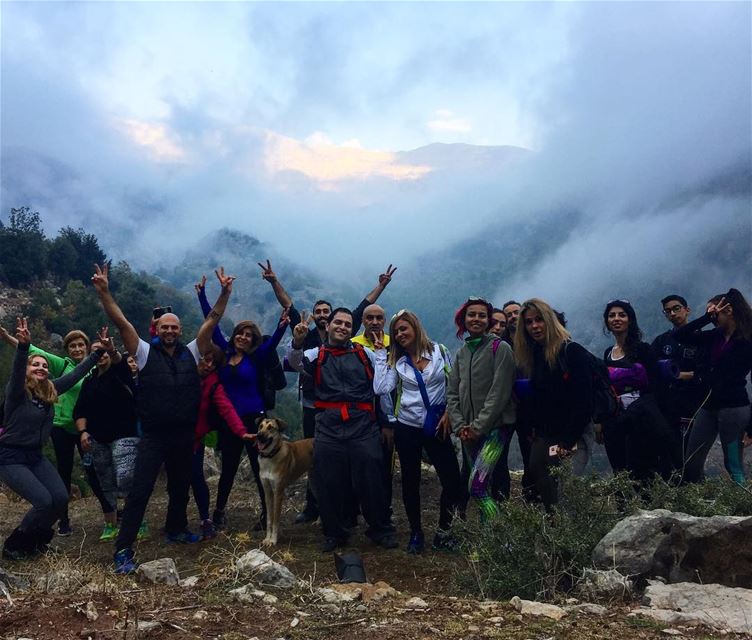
[607,306,629,335]
[523,309,546,344]
[464,304,490,338]
[393,318,416,352]
[27,355,50,382]
[313,303,332,331]
[156,313,182,346]
[363,304,385,337]
[66,338,89,362]
[502,304,521,332]
[326,311,353,346]
[232,327,257,353]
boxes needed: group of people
[0,259,750,573]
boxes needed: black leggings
[394,421,462,533]
[50,427,110,524]
[215,414,266,518]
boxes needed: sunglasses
[392,309,410,320]
[467,296,491,305]
[607,299,631,306]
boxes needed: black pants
[50,426,110,524]
[312,412,393,542]
[528,437,561,508]
[115,430,193,551]
[215,414,266,519]
[394,422,461,533]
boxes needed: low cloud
[426,109,472,134]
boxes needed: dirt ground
[0,467,736,640]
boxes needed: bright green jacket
[28,344,93,434]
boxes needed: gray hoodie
[446,335,516,436]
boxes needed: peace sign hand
[194,275,207,294]
[292,310,311,345]
[96,326,115,353]
[214,266,236,292]
[378,264,397,287]
[708,296,731,318]
[372,331,385,350]
[257,259,277,283]
[91,263,110,294]
[15,317,30,345]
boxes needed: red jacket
[195,371,248,450]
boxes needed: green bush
[453,467,752,601]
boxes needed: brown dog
[255,417,314,546]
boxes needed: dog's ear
[255,416,264,427]
[275,418,288,432]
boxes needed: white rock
[137,558,179,585]
[567,603,608,616]
[235,548,296,588]
[661,630,684,636]
[577,568,633,601]
[85,601,99,622]
[509,596,568,621]
[291,617,300,627]
[137,620,161,633]
[193,610,209,620]
[179,575,199,588]
[404,596,429,609]
[317,587,359,604]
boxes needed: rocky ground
[0,467,748,639]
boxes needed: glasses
[663,305,685,316]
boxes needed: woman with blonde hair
[0,318,109,559]
[372,310,461,553]
[514,298,594,507]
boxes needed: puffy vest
[137,341,201,432]
[314,344,374,406]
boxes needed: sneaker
[432,531,460,552]
[406,530,425,555]
[57,522,73,537]
[114,548,137,575]
[212,509,226,530]
[200,519,217,540]
[166,529,201,544]
[136,522,150,541]
[99,523,119,543]
[294,511,318,525]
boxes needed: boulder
[230,584,279,605]
[235,549,296,588]
[509,596,567,621]
[576,568,634,601]
[404,596,430,609]
[633,580,752,635]
[137,558,179,585]
[592,509,752,587]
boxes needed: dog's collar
[258,442,282,458]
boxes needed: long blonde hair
[514,298,571,377]
[25,354,58,405]
[388,310,434,367]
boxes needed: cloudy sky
[1,2,750,285]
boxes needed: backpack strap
[314,343,374,386]
[352,343,374,381]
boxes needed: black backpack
[559,342,620,424]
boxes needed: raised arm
[364,264,397,304]
[195,275,229,350]
[254,309,291,362]
[0,326,19,349]
[196,267,236,356]
[258,259,293,310]
[91,263,140,356]
[4,318,32,410]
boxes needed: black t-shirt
[651,330,703,390]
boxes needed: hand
[594,424,604,445]
[80,432,92,452]
[91,263,110,294]
[278,307,291,329]
[96,326,115,353]
[15,317,30,345]
[372,331,385,350]
[214,266,236,292]
[436,413,452,441]
[257,259,277,283]
[380,426,394,448]
[194,275,207,294]
[242,433,257,442]
[0,326,15,345]
[459,426,478,443]
[743,434,752,448]
[378,264,397,287]
[292,311,311,345]
[708,297,731,318]
[557,445,574,458]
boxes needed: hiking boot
[57,521,73,537]
[2,528,33,561]
[376,533,398,550]
[406,530,425,555]
[200,519,217,540]
[432,531,460,552]
[212,509,226,530]
[136,521,150,541]
[34,527,54,553]
[294,511,318,525]
[99,523,119,542]
[114,548,137,575]
[166,529,201,544]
